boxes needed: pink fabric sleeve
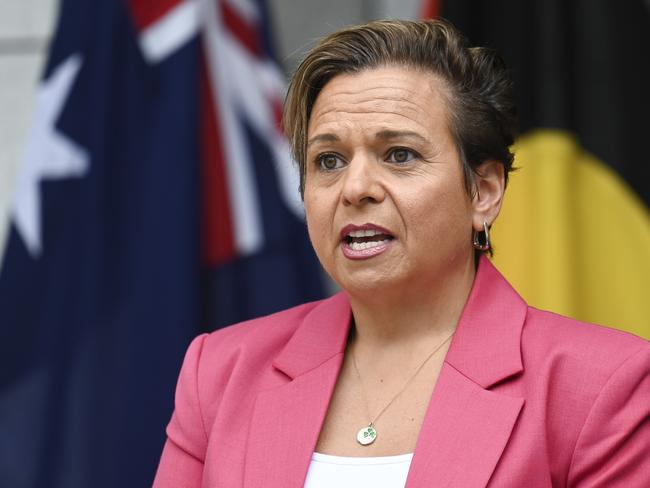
[152,334,210,488]
[567,345,650,487]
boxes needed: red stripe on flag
[421,0,441,19]
[270,96,284,134]
[127,0,184,31]
[220,1,262,58]
[200,55,236,265]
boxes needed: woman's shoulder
[171,296,337,431]
[524,306,648,355]
[521,306,649,391]
[196,296,332,363]
[517,308,649,485]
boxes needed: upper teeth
[348,229,382,238]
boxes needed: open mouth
[343,228,394,251]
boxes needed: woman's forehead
[307,67,450,140]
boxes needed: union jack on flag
[131,0,306,258]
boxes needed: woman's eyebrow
[307,133,340,148]
[307,130,429,148]
[375,129,428,143]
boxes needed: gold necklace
[351,332,454,446]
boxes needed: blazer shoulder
[175,298,333,435]
[522,306,649,386]
[524,310,650,487]
[200,297,328,360]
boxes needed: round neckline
[312,452,414,465]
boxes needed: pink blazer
[153,257,649,487]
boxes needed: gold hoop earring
[473,221,491,251]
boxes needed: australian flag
[0,0,323,487]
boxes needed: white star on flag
[11,54,90,258]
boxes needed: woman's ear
[471,160,505,230]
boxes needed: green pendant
[356,424,377,445]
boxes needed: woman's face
[303,66,483,297]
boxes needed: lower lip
[340,240,393,260]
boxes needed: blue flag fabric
[0,0,324,486]
[0,0,200,486]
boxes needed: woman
[153,20,649,487]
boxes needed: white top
[304,452,414,488]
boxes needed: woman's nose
[341,155,385,206]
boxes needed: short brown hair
[283,18,517,197]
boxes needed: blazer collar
[406,257,527,486]
[273,255,526,387]
[272,291,352,379]
[445,255,526,388]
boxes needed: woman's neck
[347,256,476,351]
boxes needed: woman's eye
[387,148,416,164]
[318,154,344,170]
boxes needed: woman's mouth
[340,225,395,259]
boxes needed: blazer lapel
[406,364,524,487]
[407,256,528,487]
[243,293,352,487]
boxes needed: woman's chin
[332,268,408,300]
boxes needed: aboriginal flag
[424,0,650,339]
